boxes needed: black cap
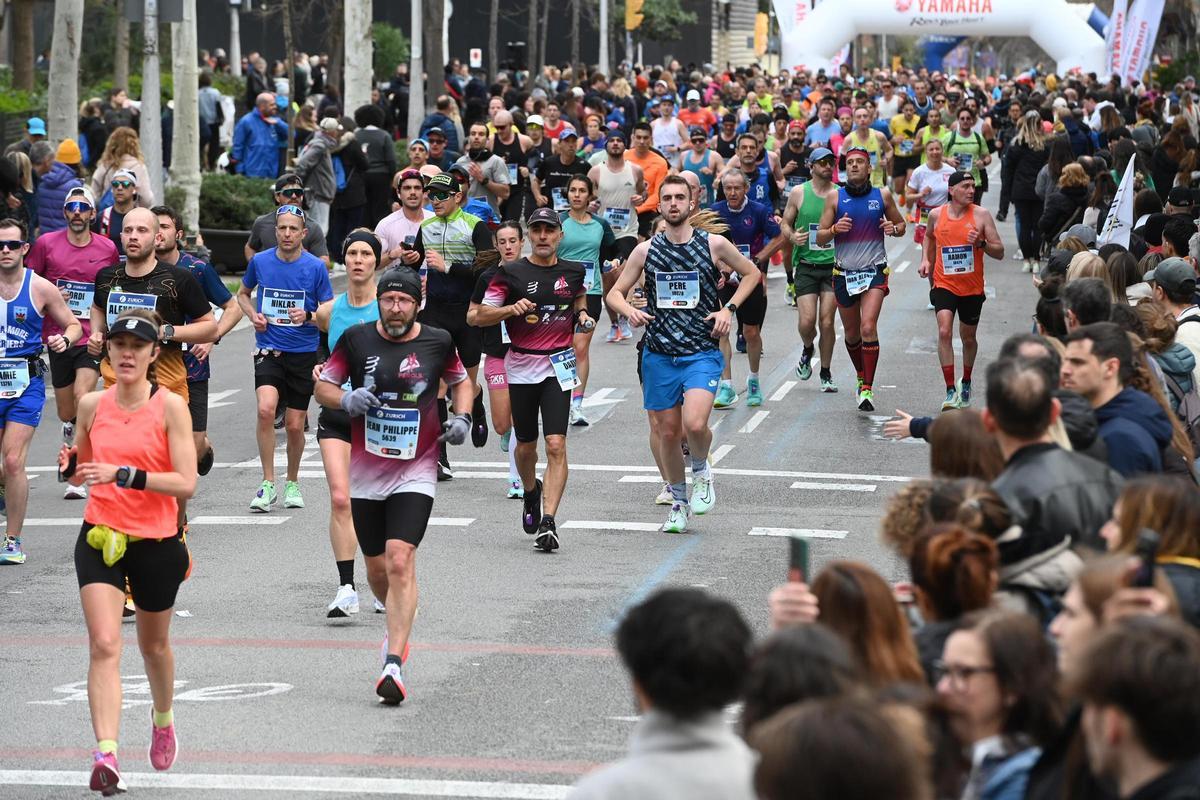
[107,314,160,343]
[377,267,422,304]
[274,173,303,192]
[947,170,975,187]
[1167,186,1193,207]
[426,172,458,192]
[527,207,562,229]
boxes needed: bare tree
[114,14,131,92]
[424,0,444,110]
[344,0,374,114]
[170,0,201,234]
[570,0,580,68]
[11,0,35,92]
[46,0,85,143]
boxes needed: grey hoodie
[294,131,336,203]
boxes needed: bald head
[256,93,276,112]
[121,207,160,264]
[493,110,514,128]
[679,169,701,208]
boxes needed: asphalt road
[0,169,1032,799]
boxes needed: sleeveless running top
[596,160,639,240]
[834,186,888,272]
[848,130,885,187]
[714,133,737,160]
[643,229,722,356]
[652,119,685,165]
[932,204,986,297]
[329,292,380,351]
[745,163,773,206]
[681,149,715,207]
[793,183,836,267]
[491,134,528,188]
[945,128,987,183]
[2,268,45,357]
[84,387,178,538]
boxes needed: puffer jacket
[35,162,83,234]
[994,532,1085,623]
[294,132,336,203]
[1094,387,1174,477]
[1153,343,1197,414]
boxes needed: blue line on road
[603,535,702,633]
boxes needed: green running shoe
[283,480,305,508]
[746,377,763,407]
[249,480,277,512]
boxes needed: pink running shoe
[149,715,177,771]
[89,751,127,796]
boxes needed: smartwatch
[161,323,175,342]
[115,466,132,488]
[724,301,738,313]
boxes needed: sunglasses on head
[65,201,92,213]
[276,204,305,219]
[111,180,135,189]
[277,187,304,198]
[0,240,25,252]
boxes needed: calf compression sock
[845,339,864,378]
[337,560,355,589]
[861,340,880,389]
[941,364,956,390]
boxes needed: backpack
[332,154,347,192]
[1165,316,1200,454]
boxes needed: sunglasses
[428,191,454,202]
[277,187,304,198]
[276,204,305,219]
[111,180,135,189]
[64,201,93,213]
[0,240,26,252]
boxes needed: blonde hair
[1013,110,1046,151]
[6,151,32,193]
[1058,163,1089,189]
[98,127,145,170]
[611,78,632,100]
[1066,252,1107,283]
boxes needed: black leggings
[1012,198,1044,260]
[75,524,189,612]
[509,377,571,443]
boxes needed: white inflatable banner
[772,0,1107,75]
[1105,0,1128,78]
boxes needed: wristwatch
[161,323,175,342]
[115,466,132,488]
[724,301,738,313]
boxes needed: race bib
[581,261,596,293]
[507,164,519,184]
[551,187,568,211]
[0,358,30,399]
[655,270,700,309]
[105,290,156,327]
[843,268,876,297]
[736,244,752,258]
[500,320,510,345]
[808,223,833,251]
[364,407,419,460]
[869,151,879,169]
[58,280,94,318]
[786,175,806,192]
[957,153,974,173]
[941,245,975,275]
[604,207,631,229]
[261,287,306,326]
[898,139,915,156]
[548,348,581,391]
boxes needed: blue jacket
[35,162,83,235]
[418,112,458,153]
[1095,387,1173,476]
[982,747,1042,800]
[231,111,289,179]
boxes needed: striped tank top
[643,229,722,356]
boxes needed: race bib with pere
[655,271,700,309]
[105,290,156,327]
[261,287,306,326]
[365,406,419,460]
[549,348,581,391]
[0,358,30,399]
[58,280,94,318]
[941,245,975,275]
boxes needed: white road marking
[434,471,512,480]
[562,520,663,531]
[710,444,734,464]
[619,475,689,484]
[894,260,911,274]
[582,387,614,405]
[710,417,724,432]
[429,518,476,526]
[0,771,571,799]
[207,389,240,410]
[739,410,769,433]
[748,527,849,539]
[22,516,293,527]
[790,481,877,492]
[769,381,796,401]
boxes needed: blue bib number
[106,290,156,327]
[58,280,94,318]
[941,245,974,275]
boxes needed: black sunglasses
[0,240,26,251]
[277,187,304,198]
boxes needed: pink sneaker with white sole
[149,716,177,771]
[89,751,127,796]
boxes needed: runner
[719,134,780,209]
[776,120,810,306]
[473,207,592,552]
[0,219,82,566]
[59,308,196,795]
[412,171,495,478]
[468,222,525,498]
[606,175,761,533]
[315,268,473,704]
[244,173,331,269]
[945,106,991,205]
[651,96,688,168]
[845,107,892,189]
[588,132,645,343]
[711,113,739,161]
[680,126,723,209]
[625,122,670,238]
[375,168,433,270]
[532,131,590,213]
[557,175,619,425]
[236,204,334,511]
[780,147,840,393]
[711,170,787,409]
[889,98,921,205]
[25,186,119,500]
[918,171,1004,410]
[906,138,956,242]
[814,146,907,413]
[916,107,951,166]
[313,231,381,619]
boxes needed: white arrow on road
[208,389,240,409]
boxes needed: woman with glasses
[936,611,1063,800]
[90,126,154,209]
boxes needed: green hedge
[181,172,277,230]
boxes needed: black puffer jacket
[991,443,1123,563]
[1056,389,1109,463]
[1002,140,1049,202]
[1039,184,1089,239]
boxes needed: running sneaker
[618,316,633,340]
[857,388,875,412]
[746,377,763,407]
[786,282,797,307]
[606,324,622,343]
[736,332,747,353]
[376,662,407,704]
[507,481,524,499]
[856,377,864,395]
[654,483,673,505]
[1021,259,1034,273]
[149,714,178,771]
[534,516,560,552]
[713,383,738,408]
[958,380,972,408]
[373,599,386,613]
[437,458,453,481]
[282,481,304,509]
[471,403,489,448]
[0,536,24,565]
[499,429,511,453]
[64,482,88,500]
[820,376,839,393]
[522,479,543,534]
[796,350,813,380]
[691,475,716,515]
[661,501,691,534]
[63,420,75,445]
[197,445,215,477]
[327,584,360,618]
[568,404,589,427]
[941,387,959,412]
[249,480,276,512]
[89,751,126,796]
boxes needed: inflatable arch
[773,0,1107,75]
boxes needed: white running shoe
[654,483,673,505]
[568,404,589,426]
[373,598,386,613]
[327,584,360,618]
[662,501,691,534]
[691,474,715,515]
[64,482,87,500]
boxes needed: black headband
[342,231,383,264]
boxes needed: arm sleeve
[413,228,426,260]
[909,416,933,442]
[246,219,264,251]
[242,256,259,289]
[25,239,46,276]
[481,269,510,308]
[231,119,246,162]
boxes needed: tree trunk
[282,0,295,160]
[488,0,499,82]
[46,0,84,142]
[11,0,35,92]
[343,0,373,115]
[424,0,444,110]
[141,0,164,204]
[170,0,201,234]
[570,0,580,69]
[526,0,537,73]
[538,0,550,74]
[408,0,424,139]
[327,4,344,96]
[114,14,131,92]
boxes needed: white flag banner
[829,43,850,75]
[1105,0,1127,78]
[1120,0,1165,87]
[1098,157,1136,249]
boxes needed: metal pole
[625,31,632,67]
[599,0,609,74]
[407,0,424,141]
[229,3,242,76]
[142,0,164,205]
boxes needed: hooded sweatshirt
[1094,387,1173,476]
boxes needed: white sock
[508,442,520,482]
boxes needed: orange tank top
[83,387,178,539]
[932,204,986,297]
